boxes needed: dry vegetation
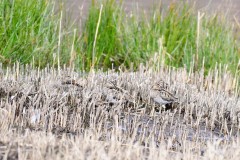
[0,64,239,159]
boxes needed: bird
[150,80,178,109]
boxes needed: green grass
[0,0,239,74]
[0,0,77,68]
[81,0,240,73]
[81,0,124,70]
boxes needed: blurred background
[63,0,240,22]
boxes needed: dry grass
[0,64,239,160]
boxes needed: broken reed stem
[57,11,63,75]
[70,29,77,69]
[234,15,240,29]
[195,11,204,71]
[92,4,103,70]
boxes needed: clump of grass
[0,0,239,74]
[198,15,239,72]
[0,0,55,66]
[81,0,240,73]
[0,0,78,68]
[81,0,125,70]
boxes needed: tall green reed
[81,0,239,73]
[0,0,239,75]
[0,0,79,68]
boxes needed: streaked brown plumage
[150,80,178,106]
